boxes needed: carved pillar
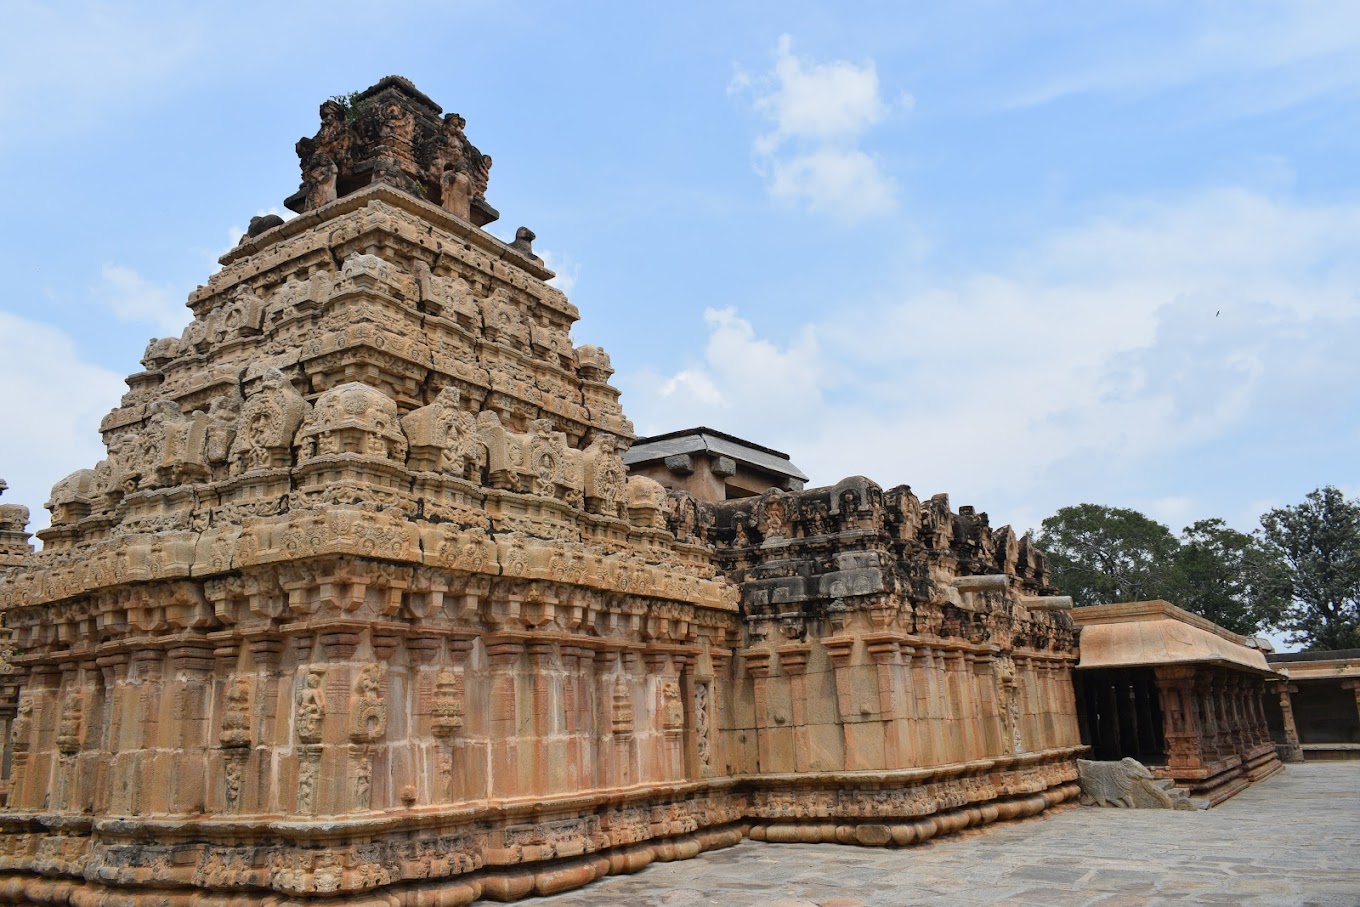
[865,637,907,767]
[246,635,283,813]
[1154,666,1203,772]
[89,656,125,814]
[706,646,731,777]
[907,645,939,764]
[214,642,248,815]
[971,652,1000,757]
[166,641,215,815]
[559,644,587,791]
[820,638,860,769]
[778,643,813,772]
[292,654,327,817]
[433,638,471,802]
[53,661,83,813]
[485,640,524,799]
[595,650,626,788]
[742,648,776,772]
[1192,672,1221,762]
[528,641,560,794]
[673,652,696,779]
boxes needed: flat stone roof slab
[1071,600,1279,675]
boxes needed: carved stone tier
[703,479,1083,838]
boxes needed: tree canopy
[1035,504,1180,607]
[1038,487,1360,648]
[1258,486,1360,650]
[1036,505,1286,638]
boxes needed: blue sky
[2,0,1358,557]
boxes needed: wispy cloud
[0,2,202,148]
[1005,3,1360,111]
[622,187,1360,530]
[733,35,904,223]
[0,313,126,540]
[92,264,190,336]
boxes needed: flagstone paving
[535,764,1359,906]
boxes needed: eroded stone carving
[431,667,465,737]
[1078,758,1201,810]
[402,387,482,477]
[348,663,387,742]
[296,667,327,744]
[230,369,309,472]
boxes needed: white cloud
[0,314,125,542]
[735,35,902,222]
[538,248,581,295]
[630,307,821,436]
[0,2,201,147]
[768,149,897,222]
[620,187,1360,533]
[1006,4,1360,111]
[93,264,191,336]
[752,34,888,149]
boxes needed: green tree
[1166,519,1287,637]
[1036,504,1180,606]
[1258,486,1360,650]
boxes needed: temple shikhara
[0,77,1287,906]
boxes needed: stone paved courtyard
[536,764,1359,906]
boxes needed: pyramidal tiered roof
[21,74,731,608]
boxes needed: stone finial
[286,76,499,226]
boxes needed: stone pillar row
[737,634,1079,775]
[6,628,710,819]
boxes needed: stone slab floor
[536,765,1359,907]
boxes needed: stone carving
[509,226,540,262]
[0,481,32,563]
[582,435,626,517]
[298,382,407,462]
[402,387,482,477]
[431,668,465,737]
[612,675,633,735]
[1077,758,1201,810]
[695,681,712,769]
[219,675,252,747]
[229,368,309,473]
[353,752,373,811]
[9,694,31,751]
[996,655,1024,755]
[223,753,246,810]
[296,668,326,744]
[349,663,387,742]
[298,752,320,814]
[56,688,83,755]
[660,680,684,731]
[289,76,497,226]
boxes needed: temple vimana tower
[0,77,1083,905]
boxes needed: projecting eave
[1071,600,1283,677]
[624,428,809,482]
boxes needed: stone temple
[0,77,1283,906]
